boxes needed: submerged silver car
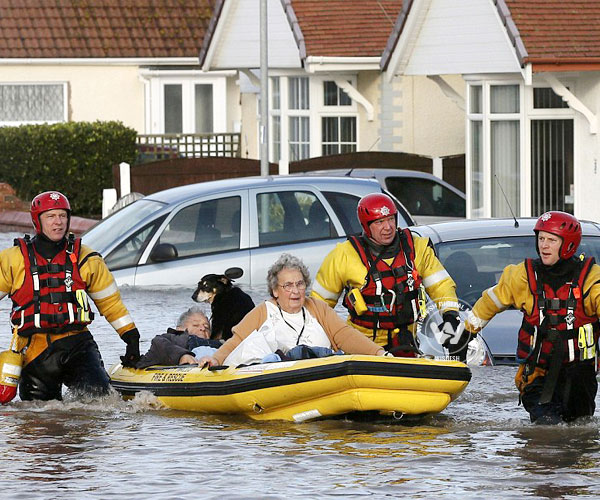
[412,218,600,362]
[82,175,413,287]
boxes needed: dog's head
[192,274,232,304]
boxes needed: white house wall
[403,0,521,76]
[209,0,301,70]
[568,73,600,222]
[0,65,144,131]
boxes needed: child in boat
[135,306,222,368]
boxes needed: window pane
[340,117,356,142]
[272,115,281,162]
[386,177,465,217]
[289,116,310,161]
[106,221,162,270]
[257,191,331,245]
[470,121,483,217]
[491,121,520,217]
[0,84,64,122]
[469,85,482,114]
[322,116,356,156]
[272,77,280,110]
[339,86,351,106]
[194,84,213,133]
[322,117,338,142]
[438,236,537,302]
[289,77,309,110]
[157,197,241,257]
[164,84,183,133]
[531,119,574,214]
[491,85,519,113]
[533,87,569,109]
[323,191,361,235]
[324,81,338,105]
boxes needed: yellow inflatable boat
[109,355,471,422]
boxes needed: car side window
[157,196,241,258]
[437,236,536,304]
[322,191,362,235]
[257,191,335,246]
[386,177,465,217]
[105,217,164,270]
[579,236,600,261]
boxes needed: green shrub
[0,121,137,217]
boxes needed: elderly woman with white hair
[200,253,387,367]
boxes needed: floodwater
[0,232,598,499]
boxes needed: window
[385,177,465,217]
[322,192,362,235]
[467,80,576,218]
[269,75,358,162]
[0,83,66,124]
[288,77,310,161]
[163,83,214,134]
[257,191,333,246]
[322,116,356,156]
[467,82,522,218]
[106,219,164,270]
[142,72,226,135]
[324,81,351,106]
[531,87,573,214]
[157,197,241,257]
[438,237,536,304]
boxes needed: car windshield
[82,199,166,252]
[437,235,600,306]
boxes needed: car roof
[409,217,600,244]
[144,174,384,205]
[301,167,465,198]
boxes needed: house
[199,0,465,172]
[0,0,239,153]
[382,0,600,221]
[0,1,469,187]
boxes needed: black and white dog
[192,267,255,341]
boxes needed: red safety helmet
[30,191,71,234]
[357,193,397,239]
[534,211,581,260]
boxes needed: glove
[439,311,472,362]
[120,328,141,368]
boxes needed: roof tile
[0,0,214,59]
[291,0,401,57]
[505,0,600,62]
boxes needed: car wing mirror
[149,243,178,263]
[224,267,243,280]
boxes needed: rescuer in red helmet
[0,191,141,402]
[311,193,465,360]
[465,211,600,423]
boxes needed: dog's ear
[218,276,231,286]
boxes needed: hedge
[0,121,138,217]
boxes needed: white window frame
[466,76,577,218]
[142,71,227,134]
[269,72,359,163]
[466,77,525,218]
[0,82,68,126]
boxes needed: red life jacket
[518,257,599,367]
[343,229,422,331]
[10,235,94,337]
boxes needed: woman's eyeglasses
[278,280,307,292]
